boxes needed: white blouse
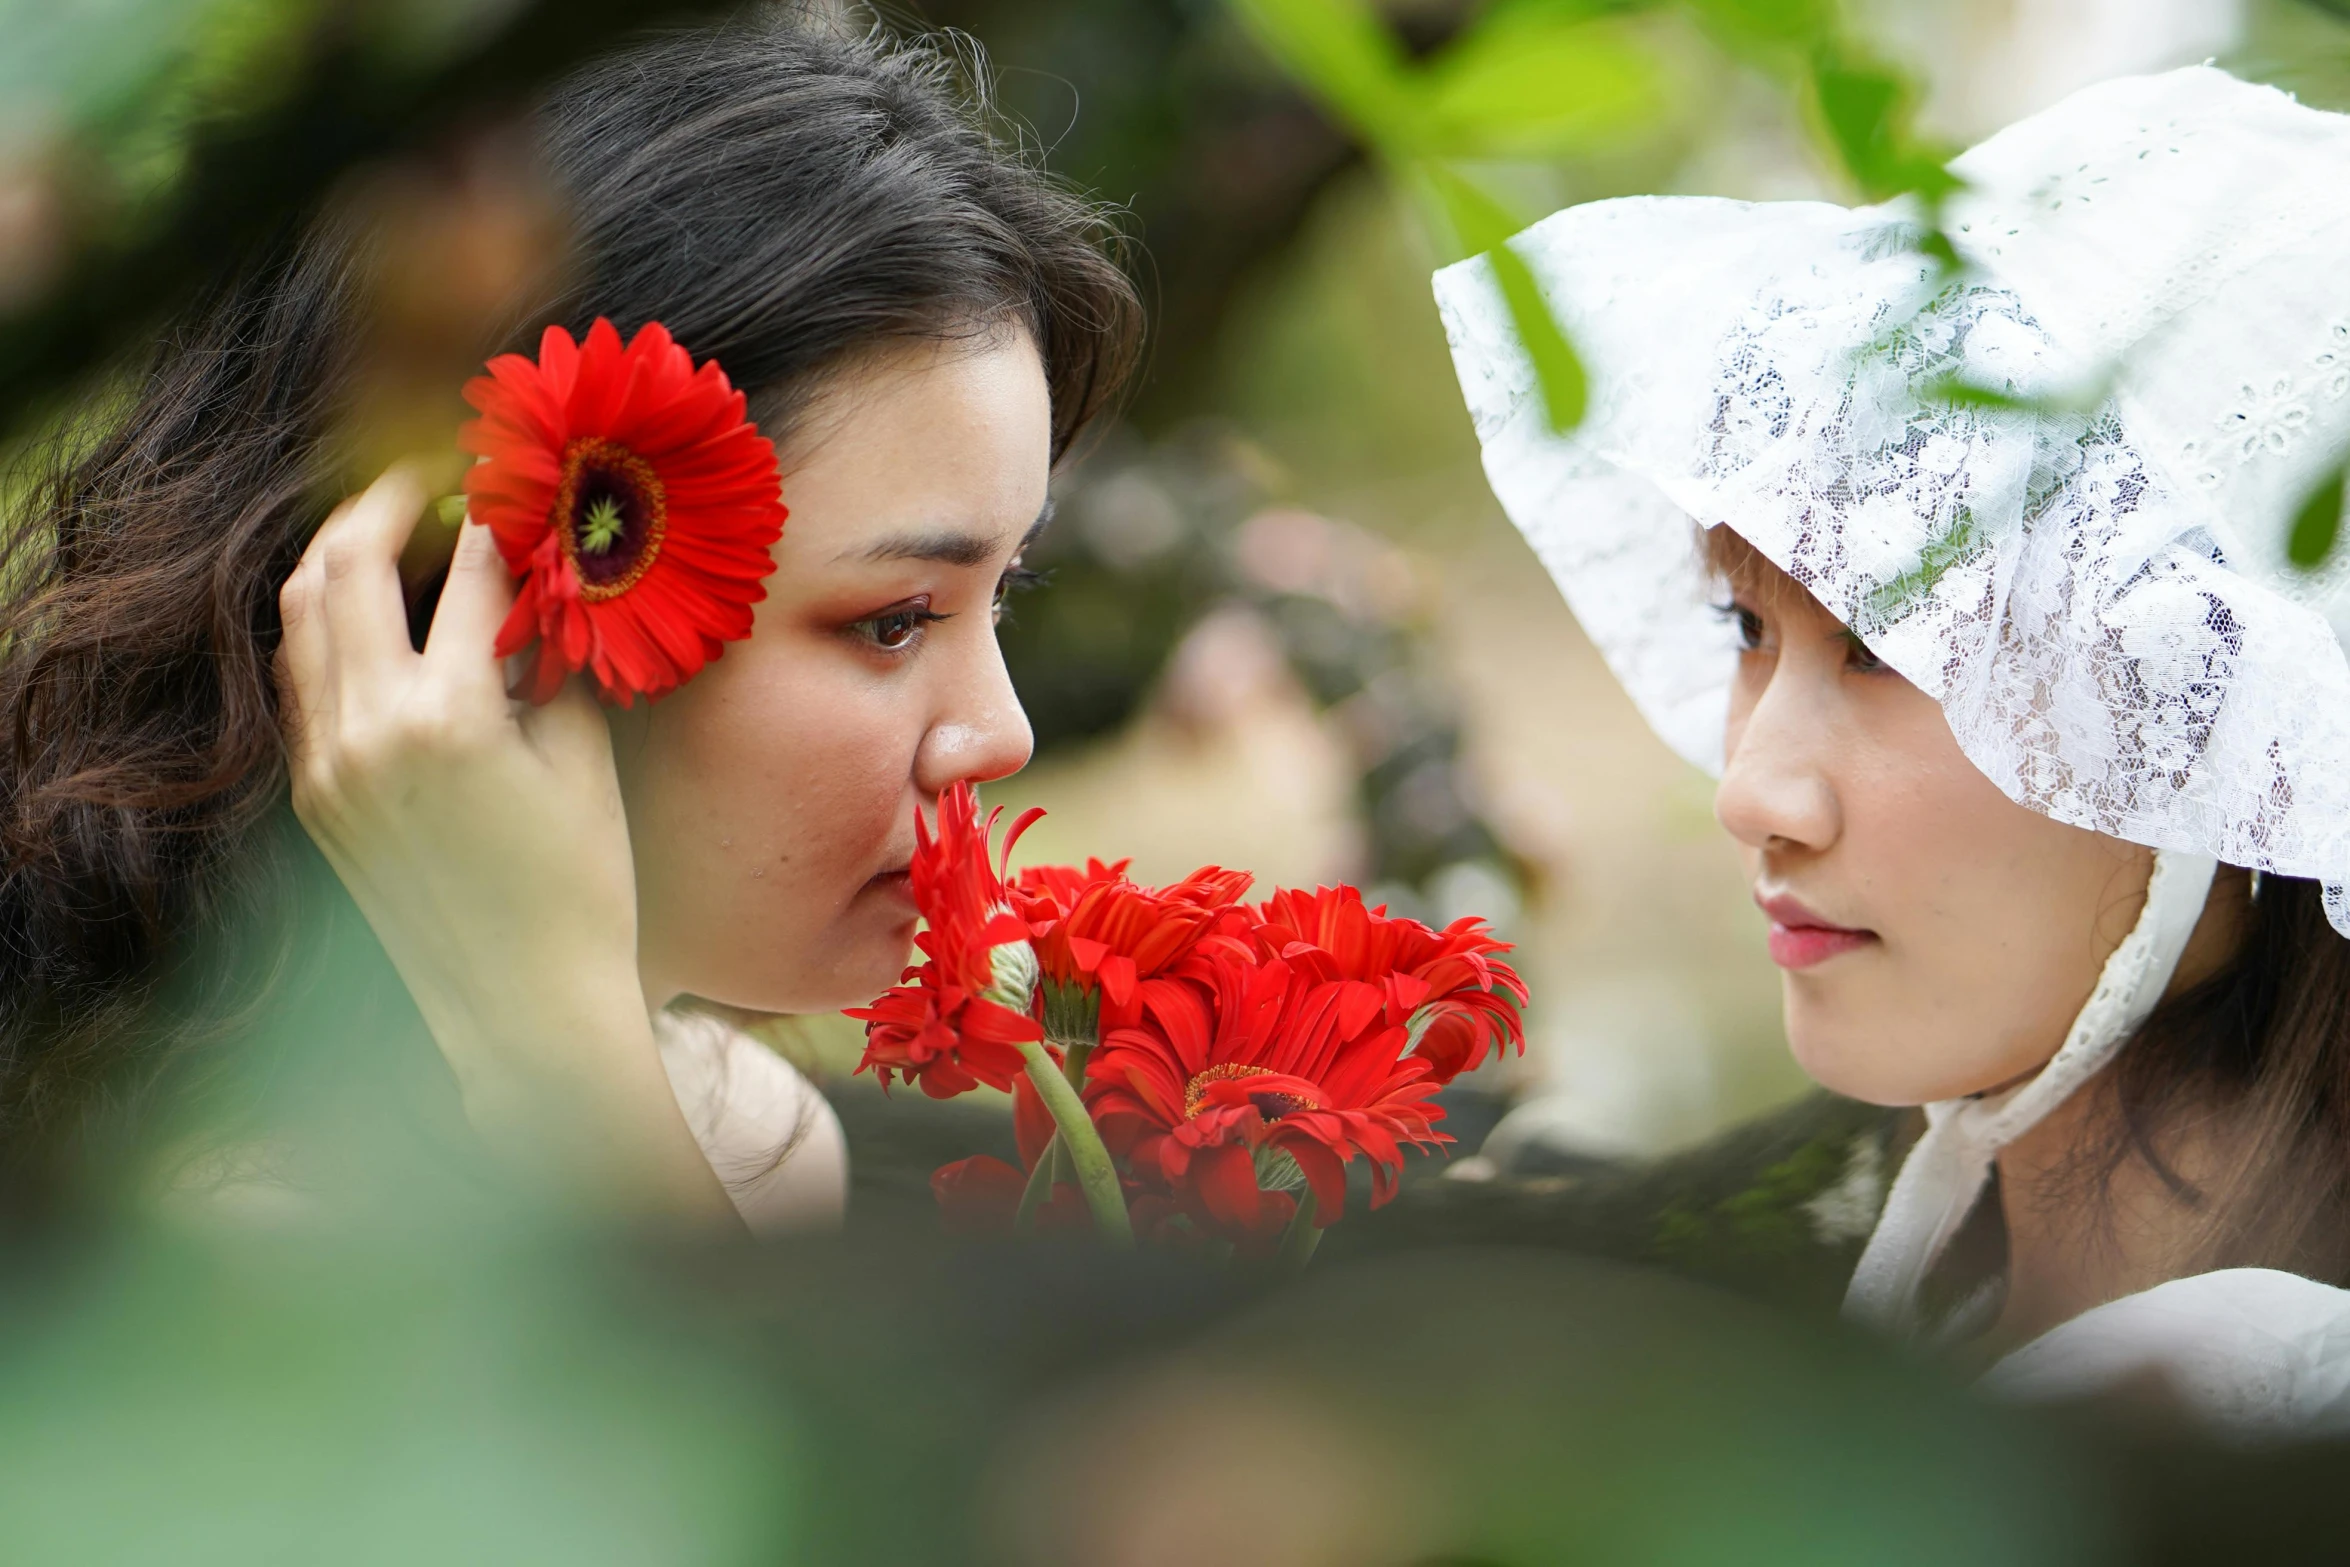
[1982,1268,2350,1440]
[653,1008,848,1234]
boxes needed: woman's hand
[276,464,734,1224]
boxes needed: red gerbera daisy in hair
[1011,859,1256,1026]
[1250,885,1529,1085]
[847,782,1046,1099]
[459,318,787,705]
[1086,951,1448,1245]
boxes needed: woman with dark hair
[1443,67,2350,1436]
[0,8,1140,1224]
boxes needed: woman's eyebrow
[844,499,1056,566]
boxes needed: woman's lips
[867,868,914,908]
[1757,892,1876,970]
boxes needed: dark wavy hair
[0,9,1141,1199]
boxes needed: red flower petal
[457,317,787,705]
[1081,943,1452,1247]
[1190,1142,1263,1232]
[849,782,1045,1101]
[931,1156,1027,1234]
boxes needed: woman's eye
[868,611,924,649]
[1716,601,1767,652]
[851,598,945,652]
[1842,632,1886,673]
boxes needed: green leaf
[1224,0,1411,139]
[1812,49,1901,182]
[1409,14,1666,158]
[1421,160,1525,257]
[1491,243,1589,432]
[1479,0,1653,22]
[1922,376,2036,413]
[1809,42,1958,206]
[1859,509,1982,631]
[1920,370,2114,418]
[2290,465,2348,570]
[1423,164,1588,432]
[1684,0,1837,53]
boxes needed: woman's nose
[913,634,1035,796]
[1715,666,1842,854]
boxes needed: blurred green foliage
[1216,0,2350,567]
[0,1224,2149,1566]
[1220,0,1958,430]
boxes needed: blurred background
[10,0,2350,1175]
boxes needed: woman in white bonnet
[1440,65,2350,1439]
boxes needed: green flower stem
[1013,1032,1099,1233]
[1054,1034,1096,1089]
[1015,1038,1132,1248]
[1049,1035,1096,1187]
[1013,1138,1057,1232]
[1276,1186,1322,1275]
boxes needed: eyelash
[852,597,949,653]
[994,564,1045,623]
[849,564,1047,654]
[1714,600,1767,652]
[1712,601,1886,673]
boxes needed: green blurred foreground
[0,1220,2102,1565]
[4,1205,2348,1565]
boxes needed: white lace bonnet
[1436,67,2350,1335]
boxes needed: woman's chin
[807,922,921,1012]
[671,920,916,1017]
[1787,1018,2039,1108]
[1785,1004,1922,1105]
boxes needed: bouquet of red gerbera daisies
[850,784,1529,1264]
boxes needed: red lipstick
[1757,892,1875,970]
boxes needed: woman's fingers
[314,463,431,693]
[275,552,333,758]
[424,507,520,686]
[277,489,368,758]
[524,669,620,775]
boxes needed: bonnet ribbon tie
[1842,849,2219,1337]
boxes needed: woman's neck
[1977,872,2261,1360]
[1982,1079,2212,1359]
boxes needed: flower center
[553,437,667,601]
[1183,1063,1320,1121]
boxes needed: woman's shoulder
[1983,1268,2350,1440]
[652,1008,849,1235]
